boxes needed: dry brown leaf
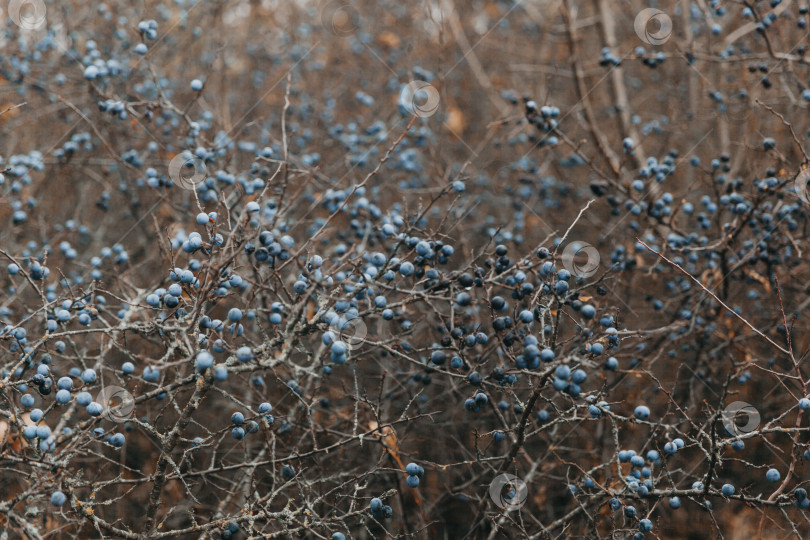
[444,106,466,135]
[485,2,501,17]
[368,421,429,520]
[0,420,9,447]
[377,31,400,48]
[0,102,22,122]
[525,214,544,230]
[1,413,41,454]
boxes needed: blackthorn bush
[2,0,810,538]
